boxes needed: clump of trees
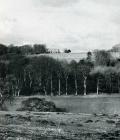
[0,44,120,97]
[64,49,71,53]
[0,43,48,56]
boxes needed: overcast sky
[0,0,120,52]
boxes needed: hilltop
[28,52,87,63]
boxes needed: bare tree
[70,60,78,96]
[62,62,70,96]
[79,60,93,96]
[56,62,63,96]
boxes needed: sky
[0,0,120,52]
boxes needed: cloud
[0,0,120,52]
[33,0,79,7]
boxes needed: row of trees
[0,44,120,97]
[0,44,47,56]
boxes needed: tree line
[0,44,120,97]
[0,43,47,56]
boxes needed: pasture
[28,52,87,63]
[1,95,120,139]
[6,95,120,114]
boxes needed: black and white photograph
[0,0,120,139]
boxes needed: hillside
[27,52,87,62]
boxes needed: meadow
[0,95,120,139]
[6,95,120,114]
[28,52,87,63]
[46,95,120,114]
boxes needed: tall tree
[94,50,112,66]
[79,60,93,95]
[8,55,29,96]
[90,66,107,95]
[62,61,70,96]
[87,51,92,62]
[70,60,78,95]
[33,44,47,54]
[115,63,120,93]
[0,44,8,55]
[56,62,63,96]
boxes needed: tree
[70,60,78,95]
[64,49,71,53]
[115,63,120,93]
[87,51,92,62]
[8,45,21,54]
[62,61,70,96]
[0,74,14,109]
[0,62,7,80]
[24,64,35,95]
[94,50,112,66]
[33,44,47,54]
[79,60,93,95]
[104,67,116,93]
[47,58,58,96]
[90,66,107,95]
[0,44,8,55]
[31,56,58,96]
[19,45,33,55]
[56,62,63,96]
[8,55,29,96]
[30,58,43,94]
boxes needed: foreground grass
[0,111,120,139]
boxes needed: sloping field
[27,52,87,62]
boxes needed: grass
[0,111,120,139]
[1,95,120,139]
[45,95,120,114]
[27,52,87,63]
[6,94,120,114]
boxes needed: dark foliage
[18,98,57,112]
[0,44,120,97]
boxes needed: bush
[17,98,57,112]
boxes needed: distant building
[47,48,60,53]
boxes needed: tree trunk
[65,78,68,96]
[75,75,78,96]
[97,78,99,95]
[58,78,61,96]
[44,86,47,96]
[0,92,2,98]
[118,77,120,93]
[50,75,53,96]
[84,77,87,96]
[29,72,32,88]
[38,77,42,87]
[17,90,20,97]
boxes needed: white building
[47,48,60,53]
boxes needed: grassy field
[46,95,120,114]
[28,52,87,63]
[1,95,120,139]
[0,111,120,139]
[6,95,120,114]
